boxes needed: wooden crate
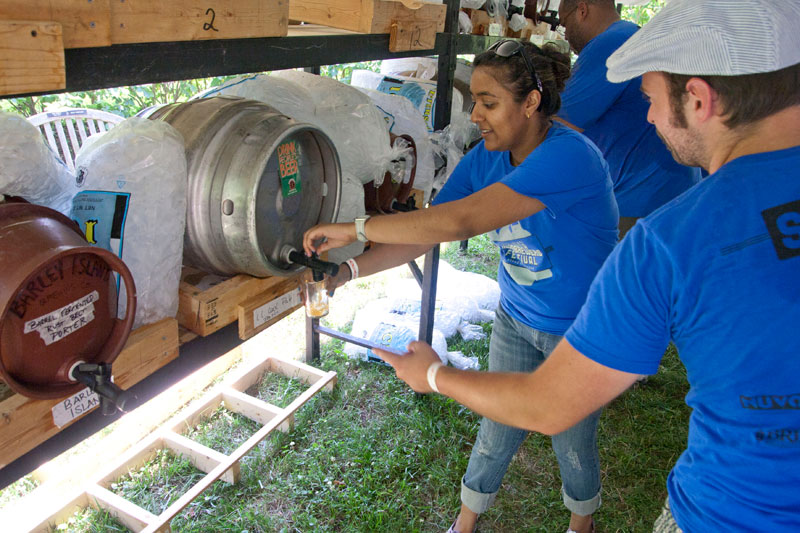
[0,317,179,469]
[178,266,303,340]
[0,0,112,48]
[0,20,65,97]
[289,0,446,51]
[110,0,288,44]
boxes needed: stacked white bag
[0,112,77,216]
[354,87,436,202]
[344,260,501,369]
[72,117,187,328]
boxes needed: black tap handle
[72,363,135,414]
[288,250,340,278]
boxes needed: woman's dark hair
[665,63,800,129]
[473,41,571,116]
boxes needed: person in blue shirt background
[556,0,701,236]
[375,1,800,531]
[304,40,618,533]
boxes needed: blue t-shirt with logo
[433,122,618,335]
[566,147,800,530]
[559,20,701,218]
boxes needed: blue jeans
[461,304,602,516]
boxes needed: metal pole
[305,315,320,363]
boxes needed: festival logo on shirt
[490,222,553,286]
[761,199,800,260]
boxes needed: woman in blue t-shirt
[303,40,618,533]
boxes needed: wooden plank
[110,0,288,44]
[109,317,180,392]
[32,345,243,488]
[96,435,164,487]
[370,0,445,34]
[14,350,335,532]
[86,484,158,531]
[170,392,224,433]
[163,431,239,484]
[0,0,111,48]
[178,267,303,337]
[236,279,302,340]
[221,388,291,431]
[268,356,335,389]
[0,20,64,96]
[140,369,337,533]
[25,490,90,533]
[389,18,437,52]
[289,0,444,35]
[0,318,179,469]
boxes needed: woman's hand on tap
[303,222,357,256]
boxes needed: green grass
[441,234,499,279]
[30,237,691,531]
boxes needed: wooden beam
[86,484,158,531]
[0,20,64,96]
[163,431,239,484]
[221,388,292,432]
[0,0,111,48]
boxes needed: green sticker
[278,140,301,197]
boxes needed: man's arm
[376,338,639,435]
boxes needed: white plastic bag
[0,112,77,216]
[72,117,187,328]
[345,299,449,363]
[354,87,436,200]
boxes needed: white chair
[28,108,124,173]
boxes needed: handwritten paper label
[51,387,100,428]
[253,288,301,329]
[23,291,99,345]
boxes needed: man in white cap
[375,1,800,530]
[556,0,700,236]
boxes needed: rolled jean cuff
[461,476,497,515]
[562,485,601,516]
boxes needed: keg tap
[282,247,340,318]
[70,362,135,415]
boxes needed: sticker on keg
[278,140,302,197]
[23,290,99,346]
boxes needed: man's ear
[684,77,719,124]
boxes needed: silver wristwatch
[354,215,371,242]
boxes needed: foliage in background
[619,0,668,26]
[320,60,383,85]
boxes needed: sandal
[447,520,477,533]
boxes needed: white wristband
[426,361,444,394]
[345,258,359,280]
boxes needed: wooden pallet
[289,0,446,51]
[178,266,304,341]
[0,317,179,469]
[27,355,336,533]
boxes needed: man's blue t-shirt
[559,20,701,218]
[433,122,618,335]
[566,147,800,530]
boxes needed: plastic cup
[304,280,329,318]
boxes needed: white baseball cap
[606,0,800,82]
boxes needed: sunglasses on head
[488,39,543,93]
